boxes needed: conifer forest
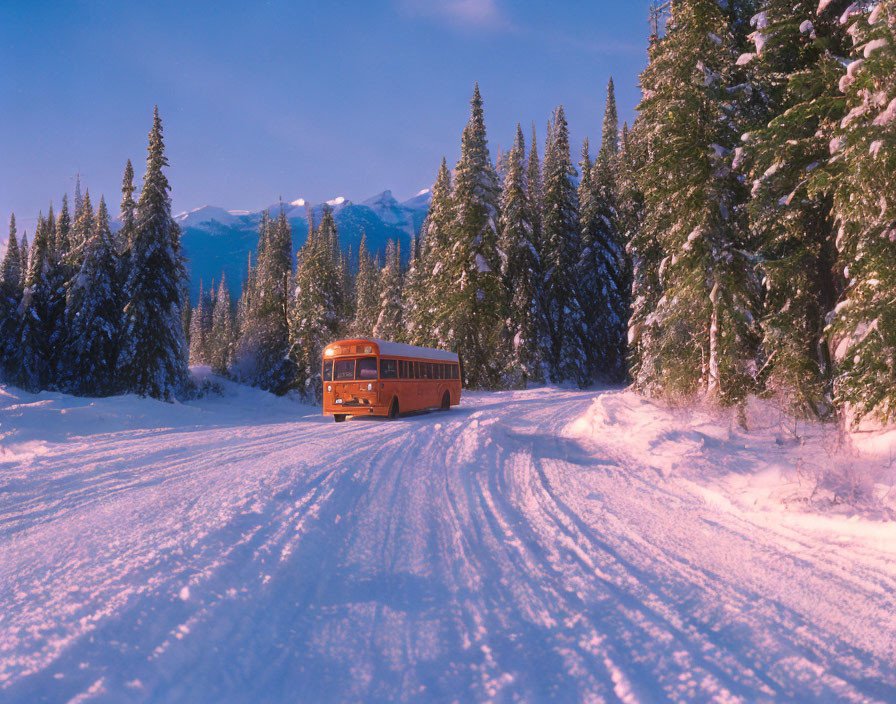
[2,1,895,427]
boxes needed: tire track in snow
[2,388,895,702]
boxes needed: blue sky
[1,0,652,233]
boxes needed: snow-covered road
[1,383,895,702]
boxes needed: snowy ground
[1,375,895,702]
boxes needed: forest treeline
[1,1,894,424]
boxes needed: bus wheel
[388,398,399,420]
[440,391,451,411]
[334,414,346,423]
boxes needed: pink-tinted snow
[1,378,895,701]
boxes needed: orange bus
[322,338,461,422]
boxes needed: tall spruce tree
[412,158,453,347]
[234,208,293,392]
[599,77,619,162]
[499,124,542,385]
[209,275,235,376]
[17,213,52,391]
[19,232,29,278]
[116,107,190,400]
[0,215,23,379]
[634,0,760,403]
[288,207,341,399]
[578,130,626,381]
[352,233,380,337]
[63,197,122,395]
[826,1,896,423]
[189,281,213,364]
[43,203,69,389]
[74,174,83,222]
[541,105,588,385]
[56,195,72,267]
[618,121,648,378]
[316,205,347,328]
[374,239,403,341]
[118,159,138,280]
[72,189,94,267]
[527,122,544,253]
[442,84,508,387]
[401,234,425,343]
[746,0,851,415]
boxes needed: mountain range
[165,189,432,302]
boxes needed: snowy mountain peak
[326,196,346,207]
[290,198,305,207]
[362,190,399,208]
[175,205,241,229]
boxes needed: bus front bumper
[323,397,388,417]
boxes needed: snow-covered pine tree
[72,189,94,268]
[578,140,624,382]
[352,233,380,336]
[189,281,213,364]
[288,206,341,400]
[74,174,83,222]
[745,0,851,416]
[16,213,52,391]
[374,239,403,341]
[62,196,122,396]
[401,234,425,343]
[42,203,69,390]
[826,1,896,423]
[251,210,272,310]
[576,81,629,383]
[442,84,508,388]
[116,107,190,400]
[526,122,544,254]
[3,214,21,291]
[618,121,648,378]
[235,252,254,340]
[56,195,72,266]
[541,105,588,386]
[181,294,192,354]
[599,77,619,163]
[317,205,347,329]
[0,215,23,380]
[499,124,542,386]
[118,159,137,279]
[234,208,293,392]
[412,158,453,347]
[19,232,29,277]
[635,0,760,403]
[209,275,235,376]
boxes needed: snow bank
[568,390,896,519]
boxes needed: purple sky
[1,0,653,238]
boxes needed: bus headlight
[327,385,332,392]
[367,383,373,391]
[324,349,334,357]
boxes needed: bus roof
[329,338,459,363]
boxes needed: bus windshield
[357,357,377,380]
[334,359,355,381]
[332,357,378,381]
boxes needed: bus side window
[438,364,444,380]
[413,361,419,379]
[381,358,397,379]
[452,364,459,380]
[323,360,333,381]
